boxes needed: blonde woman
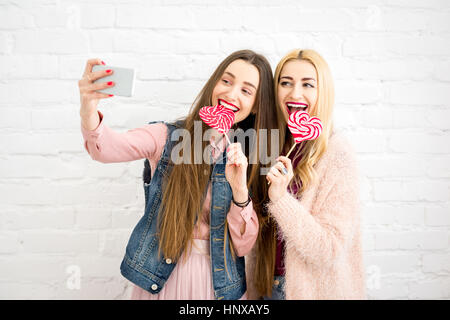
[246,49,366,300]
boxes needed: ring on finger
[271,168,281,177]
[275,163,287,175]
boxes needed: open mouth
[286,102,308,115]
[219,99,240,113]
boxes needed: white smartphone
[92,65,136,97]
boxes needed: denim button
[165,258,172,264]
[151,284,158,290]
[274,280,280,286]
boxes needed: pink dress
[81,111,258,300]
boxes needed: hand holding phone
[92,64,136,97]
[79,59,113,119]
[78,59,136,130]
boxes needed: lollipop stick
[224,133,238,167]
[267,142,297,185]
[224,133,232,146]
[285,143,297,158]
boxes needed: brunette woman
[78,50,279,300]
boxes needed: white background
[0,0,449,299]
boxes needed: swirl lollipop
[285,110,323,157]
[199,104,235,144]
[267,110,322,185]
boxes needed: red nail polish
[108,94,114,97]
[107,81,113,85]
[106,69,112,73]
[101,61,106,65]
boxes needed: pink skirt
[130,239,248,300]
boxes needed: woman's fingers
[227,143,242,154]
[266,159,292,185]
[80,80,115,94]
[227,148,242,161]
[226,148,236,164]
[81,69,113,88]
[83,58,105,76]
[267,162,287,178]
[276,156,293,173]
[227,152,247,167]
[90,80,115,92]
[275,157,294,183]
[273,162,287,175]
[85,92,114,100]
[227,143,247,166]
[81,59,112,94]
[269,166,282,178]
[88,68,113,82]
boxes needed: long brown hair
[158,50,281,263]
[254,49,335,297]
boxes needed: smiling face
[211,59,260,124]
[277,59,318,122]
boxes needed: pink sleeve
[81,111,167,163]
[226,201,259,257]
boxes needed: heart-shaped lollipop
[267,110,323,185]
[288,110,323,144]
[199,104,235,134]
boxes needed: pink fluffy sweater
[246,131,366,300]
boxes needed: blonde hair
[254,49,335,297]
[274,49,335,193]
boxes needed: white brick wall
[0,0,449,300]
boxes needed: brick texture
[0,0,449,300]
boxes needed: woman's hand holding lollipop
[266,110,323,200]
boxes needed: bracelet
[232,195,251,208]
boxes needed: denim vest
[120,121,246,300]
